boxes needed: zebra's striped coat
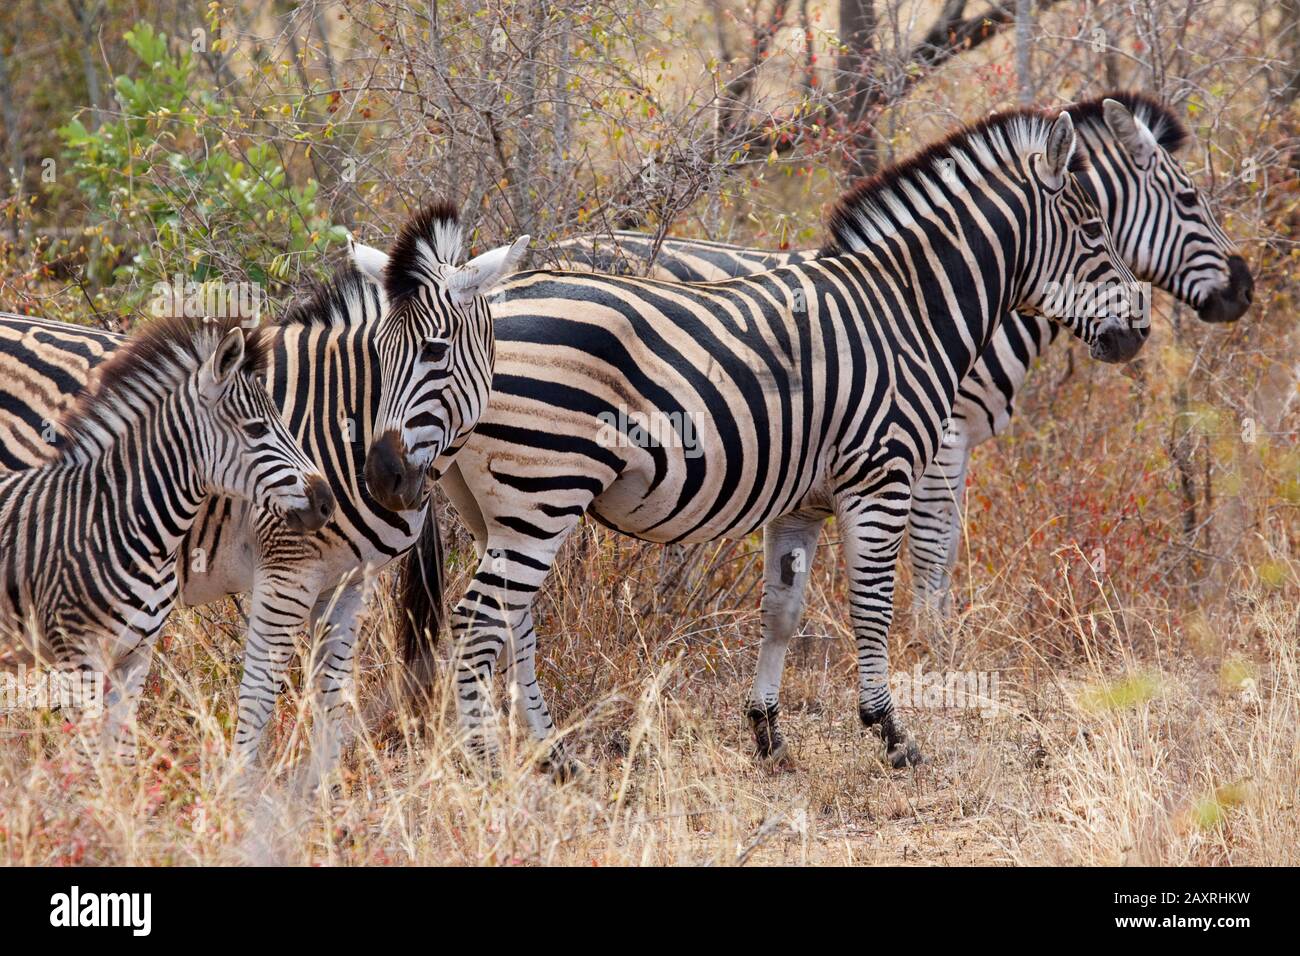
[554,93,1252,625]
[382,109,1147,769]
[0,204,527,782]
[0,317,329,760]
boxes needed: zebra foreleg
[838,482,923,768]
[503,606,579,781]
[450,537,565,773]
[234,568,321,772]
[746,513,826,764]
[906,434,972,633]
[297,576,371,796]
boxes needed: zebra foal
[0,315,331,760]
[0,203,528,783]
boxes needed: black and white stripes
[0,203,527,781]
[552,94,1252,626]
[0,316,329,761]
[389,108,1146,769]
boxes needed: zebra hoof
[758,740,797,771]
[886,737,923,768]
[541,750,583,785]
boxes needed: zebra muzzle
[1090,323,1146,364]
[282,475,335,533]
[364,430,425,512]
[1196,255,1254,324]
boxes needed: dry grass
[2,287,1298,867]
[2,304,1299,866]
[0,522,1295,866]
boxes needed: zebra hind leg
[746,512,826,765]
[838,481,923,768]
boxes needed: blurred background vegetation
[0,0,1296,670]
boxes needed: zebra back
[553,230,814,282]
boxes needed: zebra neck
[865,213,1022,400]
[268,322,382,461]
[85,396,209,582]
[1076,126,1152,282]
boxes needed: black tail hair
[398,503,446,703]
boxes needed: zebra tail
[397,504,445,703]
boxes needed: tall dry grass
[0,431,1295,865]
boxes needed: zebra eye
[1081,220,1104,240]
[243,421,270,439]
[1177,189,1199,205]
[420,339,450,365]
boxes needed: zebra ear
[1101,98,1157,167]
[448,235,531,305]
[348,235,390,283]
[1040,111,1077,190]
[202,327,246,398]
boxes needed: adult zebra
[362,108,1147,770]
[0,203,528,779]
[553,93,1253,622]
[0,316,330,761]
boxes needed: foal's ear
[1039,111,1077,190]
[201,327,246,398]
[348,234,390,283]
[1101,98,1158,167]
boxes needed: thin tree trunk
[837,0,877,177]
[66,0,105,131]
[1015,0,1034,105]
[0,34,24,236]
[1278,0,1300,105]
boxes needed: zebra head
[1019,111,1148,364]
[353,202,529,512]
[195,323,335,533]
[1080,94,1252,324]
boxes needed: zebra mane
[1069,90,1189,155]
[827,107,1090,254]
[383,200,463,302]
[58,314,270,462]
[277,264,383,328]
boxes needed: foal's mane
[58,314,269,462]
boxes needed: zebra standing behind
[554,93,1253,627]
[0,203,528,784]
[362,108,1147,771]
[0,315,332,761]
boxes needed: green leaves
[57,20,340,314]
